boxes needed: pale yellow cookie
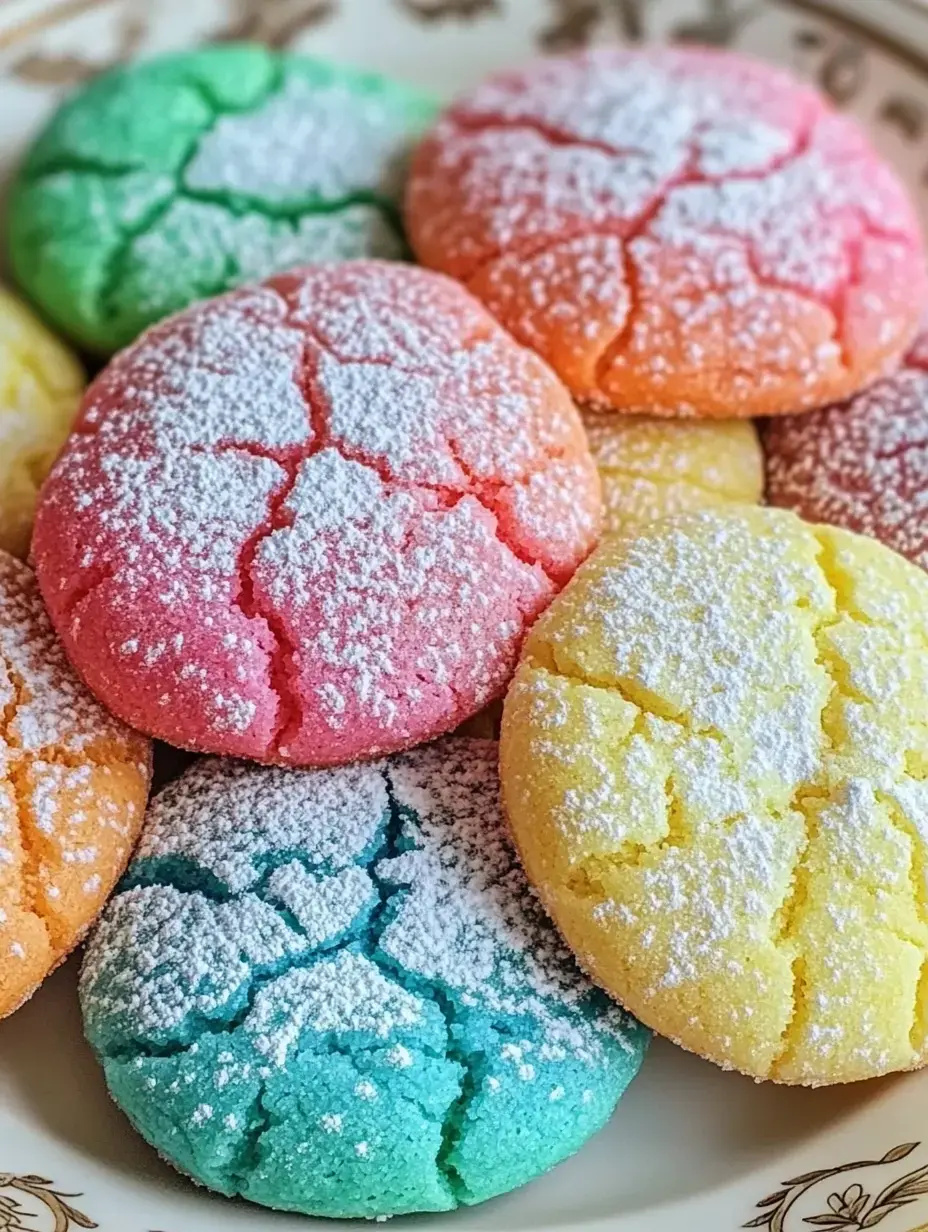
[583,413,763,536]
[0,549,151,1018]
[0,286,84,558]
[501,506,928,1085]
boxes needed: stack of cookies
[2,38,928,1222]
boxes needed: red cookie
[33,261,600,766]
[764,327,928,568]
[406,48,926,418]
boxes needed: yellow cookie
[0,549,151,1018]
[583,413,763,536]
[501,506,928,1086]
[0,286,84,558]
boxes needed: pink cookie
[406,48,926,418]
[33,261,601,766]
[765,327,928,567]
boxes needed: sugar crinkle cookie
[9,46,435,353]
[0,286,84,559]
[33,261,601,765]
[407,48,925,417]
[765,326,928,569]
[502,507,928,1085]
[0,549,150,1019]
[585,413,763,535]
[80,739,647,1218]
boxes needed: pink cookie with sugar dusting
[32,261,601,766]
[406,48,926,418]
[765,325,928,568]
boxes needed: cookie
[0,285,84,559]
[33,261,600,765]
[501,506,928,1085]
[0,549,150,1019]
[8,46,435,353]
[765,327,928,568]
[406,48,925,418]
[80,740,647,1218]
[584,413,763,535]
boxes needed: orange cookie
[0,549,151,1018]
[407,48,926,418]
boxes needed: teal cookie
[80,739,648,1219]
[8,45,435,353]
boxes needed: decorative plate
[4,1,928,1229]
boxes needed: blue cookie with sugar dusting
[80,738,647,1219]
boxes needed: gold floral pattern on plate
[0,1175,95,1231]
[745,1144,928,1231]
[4,0,928,129]
[5,1149,928,1231]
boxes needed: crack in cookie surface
[81,744,646,1218]
[10,46,433,351]
[501,507,928,1083]
[409,47,925,416]
[34,263,599,764]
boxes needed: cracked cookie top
[501,506,928,1085]
[7,45,435,354]
[583,412,763,537]
[32,260,601,765]
[765,326,928,569]
[80,739,647,1219]
[0,549,150,1019]
[406,47,926,417]
[0,285,84,560]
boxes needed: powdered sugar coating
[0,549,150,1018]
[502,507,928,1084]
[80,740,646,1217]
[34,261,600,765]
[184,71,419,209]
[9,46,435,353]
[407,47,926,417]
[132,757,387,893]
[765,328,928,566]
[584,412,763,534]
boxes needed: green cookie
[8,45,436,353]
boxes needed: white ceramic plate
[4,1,928,1229]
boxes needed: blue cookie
[80,739,648,1219]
